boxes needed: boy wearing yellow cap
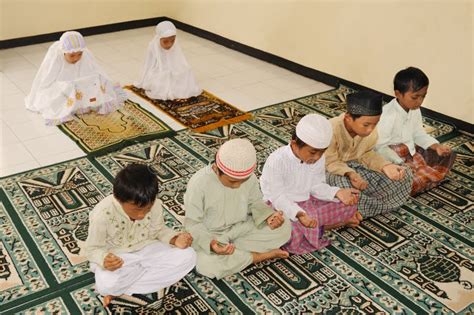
[184,139,291,279]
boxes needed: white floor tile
[0,160,41,177]
[0,122,20,146]
[213,88,264,112]
[13,43,48,55]
[0,142,37,169]
[9,119,60,141]
[200,78,230,94]
[1,106,40,125]
[0,76,24,96]
[235,82,286,103]
[286,83,334,99]
[210,71,262,89]
[1,55,36,73]
[23,133,79,159]
[18,51,45,67]
[35,149,85,167]
[1,92,26,110]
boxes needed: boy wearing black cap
[325,90,413,218]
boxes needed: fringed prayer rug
[1,86,472,314]
[57,99,175,156]
[125,85,252,133]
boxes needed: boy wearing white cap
[260,114,360,254]
[184,139,291,279]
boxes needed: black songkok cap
[346,91,383,116]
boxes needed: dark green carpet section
[1,86,472,314]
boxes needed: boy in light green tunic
[184,138,291,279]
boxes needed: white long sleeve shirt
[260,145,340,221]
[376,98,439,163]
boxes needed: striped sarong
[327,161,413,218]
[277,197,356,254]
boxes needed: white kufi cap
[295,114,333,149]
[216,139,257,179]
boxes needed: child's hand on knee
[103,253,123,271]
[266,211,284,229]
[336,188,359,205]
[172,232,193,249]
[296,211,317,228]
[382,164,406,180]
[346,172,368,190]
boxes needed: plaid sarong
[326,161,413,218]
[389,144,456,196]
[278,197,356,254]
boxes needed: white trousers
[92,242,196,296]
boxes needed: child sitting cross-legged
[260,114,361,255]
[83,164,196,307]
[376,67,456,195]
[325,90,413,218]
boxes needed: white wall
[161,0,473,123]
[2,0,473,123]
[1,0,163,39]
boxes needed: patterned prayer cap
[346,91,383,116]
[216,139,257,179]
[155,21,177,39]
[60,31,86,53]
[296,114,333,149]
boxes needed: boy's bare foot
[346,211,363,227]
[252,249,289,264]
[103,295,114,307]
[270,248,290,259]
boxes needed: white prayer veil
[25,31,125,124]
[25,31,107,112]
[136,21,201,99]
[137,21,190,86]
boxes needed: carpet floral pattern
[1,86,471,314]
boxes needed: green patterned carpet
[1,86,472,314]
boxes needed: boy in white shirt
[376,67,456,195]
[260,114,361,254]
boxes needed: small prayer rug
[125,85,252,133]
[57,99,175,156]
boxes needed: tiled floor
[0,26,332,177]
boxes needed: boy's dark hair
[113,164,158,207]
[347,113,362,120]
[291,131,307,148]
[394,67,429,94]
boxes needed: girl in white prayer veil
[25,31,126,125]
[136,21,202,100]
